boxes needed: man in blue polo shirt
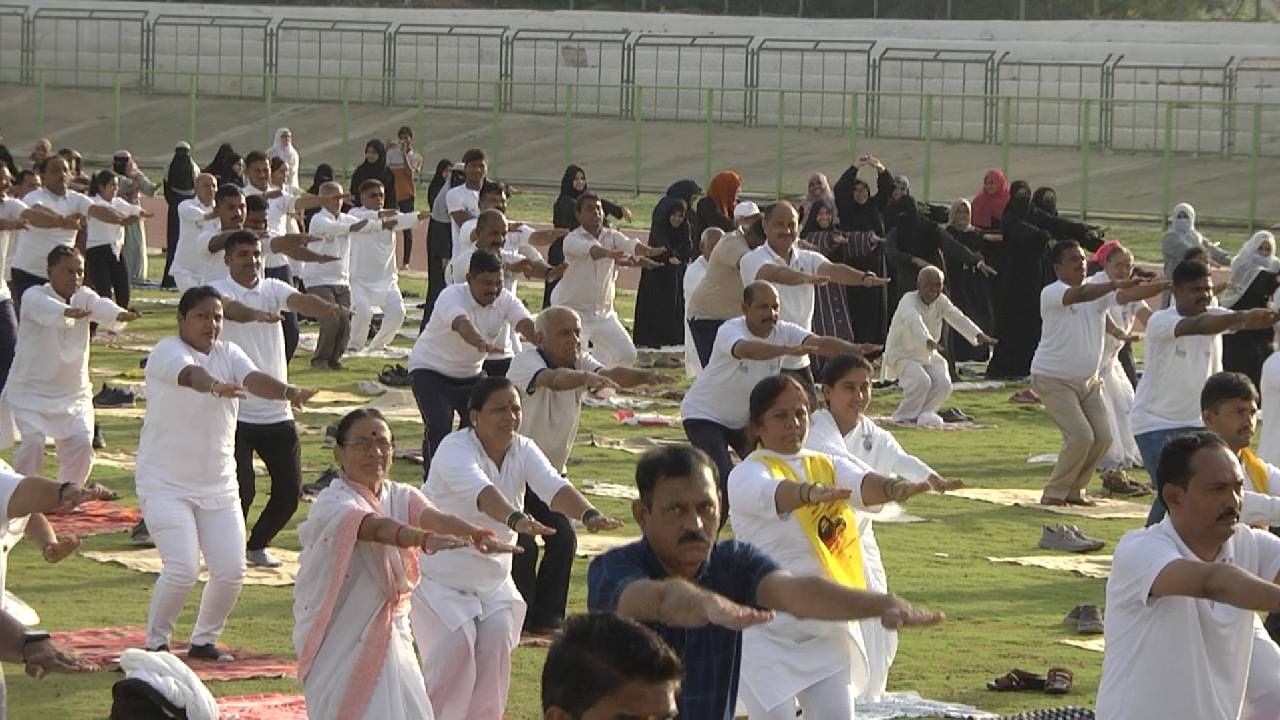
[588,446,942,719]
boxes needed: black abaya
[1223,270,1280,389]
[985,196,1051,379]
[833,171,891,344]
[633,195,694,349]
[945,225,997,363]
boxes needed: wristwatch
[20,630,50,660]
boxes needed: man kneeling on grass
[587,445,942,719]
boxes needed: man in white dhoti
[550,193,665,367]
[409,376,623,720]
[138,286,317,660]
[683,227,723,378]
[294,408,518,720]
[882,266,996,426]
[347,179,423,355]
[2,246,139,494]
[169,174,217,293]
[806,353,963,702]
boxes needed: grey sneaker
[1076,604,1105,634]
[1062,524,1106,551]
[246,548,283,568]
[130,521,153,548]
[1038,525,1096,553]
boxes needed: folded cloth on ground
[570,534,639,558]
[590,434,689,455]
[217,694,308,720]
[869,416,992,431]
[47,500,142,537]
[999,708,1095,720]
[1056,636,1106,653]
[986,554,1113,579]
[953,381,1006,391]
[119,648,219,720]
[950,488,1149,520]
[53,626,297,681]
[583,481,640,500]
[614,409,679,427]
[84,547,300,586]
[299,389,424,422]
[1027,454,1059,464]
[856,691,997,719]
[864,502,927,524]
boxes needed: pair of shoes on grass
[1038,524,1105,553]
[1064,604,1104,634]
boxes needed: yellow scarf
[1241,448,1271,495]
[755,452,867,590]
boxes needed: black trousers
[482,356,512,378]
[410,368,479,478]
[511,487,577,632]
[399,197,417,266]
[421,219,452,330]
[682,418,749,520]
[235,420,302,551]
[687,317,725,368]
[85,244,131,308]
[0,299,16,394]
[10,268,45,318]
[264,264,300,361]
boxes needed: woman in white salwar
[293,408,519,720]
[804,354,962,704]
[728,374,939,720]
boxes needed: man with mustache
[1096,429,1280,720]
[1134,259,1280,524]
[588,445,940,720]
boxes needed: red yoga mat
[52,626,297,681]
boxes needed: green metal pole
[36,70,45,139]
[775,90,786,197]
[564,84,575,171]
[1249,103,1261,232]
[416,79,425,135]
[490,81,502,177]
[922,94,934,203]
[187,75,197,147]
[341,78,351,182]
[705,88,714,187]
[264,74,273,147]
[1080,99,1091,221]
[1001,96,1012,176]
[112,72,122,151]
[849,92,859,161]
[632,86,643,196]
[1161,101,1174,230]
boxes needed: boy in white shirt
[1137,260,1279,524]
[446,148,487,257]
[170,173,217,293]
[549,194,665,367]
[1030,240,1164,506]
[1096,431,1280,720]
[346,179,423,355]
[84,170,148,308]
[882,266,995,426]
[305,181,378,370]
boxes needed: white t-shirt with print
[1130,306,1232,436]
[1030,280,1118,380]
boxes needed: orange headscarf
[707,171,742,218]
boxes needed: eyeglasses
[342,437,393,455]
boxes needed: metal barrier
[751,38,876,130]
[0,5,25,84]
[30,8,146,89]
[149,15,271,98]
[505,29,630,117]
[628,34,754,122]
[272,18,391,104]
[389,24,505,111]
[1106,57,1234,153]
[872,48,997,145]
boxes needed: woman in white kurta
[293,408,518,720]
[804,354,961,704]
[409,376,622,720]
[2,246,138,489]
[728,374,934,720]
[1088,242,1150,473]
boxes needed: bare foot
[43,535,81,563]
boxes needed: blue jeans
[1136,426,1200,526]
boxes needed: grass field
[4,195,1261,718]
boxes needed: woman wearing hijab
[800,172,837,227]
[304,164,337,234]
[800,198,856,377]
[944,198,999,363]
[545,164,630,309]
[268,128,300,190]
[693,170,740,239]
[1029,186,1104,251]
[985,182,1051,380]
[162,142,199,288]
[834,162,893,344]
[203,143,241,189]
[634,188,697,350]
[970,169,1010,231]
[425,160,452,211]
[1220,231,1280,388]
[349,139,397,209]
[114,150,157,284]
[1161,203,1232,295]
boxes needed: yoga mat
[987,554,1113,579]
[950,488,1149,520]
[1057,636,1106,653]
[94,406,147,419]
[590,434,688,455]
[582,395,665,410]
[47,501,142,537]
[84,548,300,587]
[52,626,297,681]
[858,692,997,720]
[1027,453,1059,464]
[572,534,638,558]
[869,416,992,431]
[952,381,1006,392]
[583,481,639,500]
[218,694,308,720]
[298,389,423,422]
[866,502,927,524]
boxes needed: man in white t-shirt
[305,181,379,370]
[137,286,315,660]
[11,155,130,314]
[449,181,561,286]
[1030,240,1165,506]
[550,194,664,368]
[446,148,487,256]
[1136,259,1279,525]
[169,173,217,293]
[506,305,664,635]
[738,200,887,399]
[408,250,536,475]
[883,266,996,426]
[681,281,867,509]
[210,231,338,568]
[347,178,424,355]
[1096,431,1280,720]
[683,227,723,378]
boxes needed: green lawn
[5,196,1253,718]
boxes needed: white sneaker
[917,412,945,429]
[246,548,283,568]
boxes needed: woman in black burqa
[633,180,700,349]
[545,164,630,308]
[161,143,199,288]
[349,139,397,209]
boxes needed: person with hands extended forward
[589,442,940,720]
[294,408,520,720]
[137,286,317,663]
[410,377,622,720]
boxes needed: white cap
[733,201,761,220]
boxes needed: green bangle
[506,510,528,531]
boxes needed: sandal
[84,481,119,501]
[987,668,1047,691]
[1044,667,1074,694]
